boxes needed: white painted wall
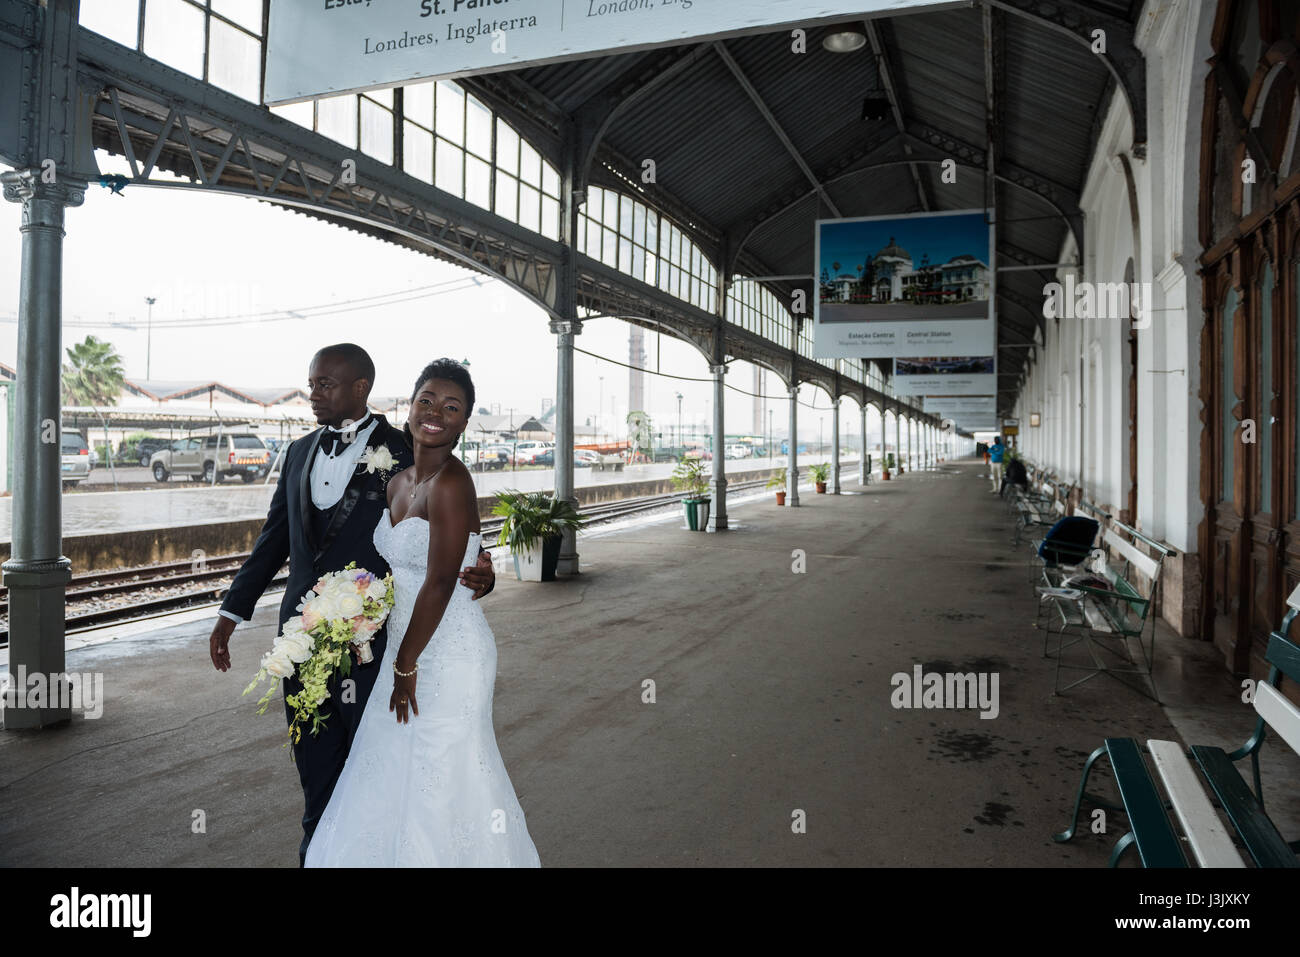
[1012,0,1211,552]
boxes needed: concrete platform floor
[2,459,1296,867]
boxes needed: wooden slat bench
[1053,585,1300,867]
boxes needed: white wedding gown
[304,509,540,867]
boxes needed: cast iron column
[2,170,85,729]
[830,398,840,493]
[893,405,901,475]
[858,403,867,485]
[787,383,800,507]
[551,318,580,574]
[706,362,727,531]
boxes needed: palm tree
[62,335,125,406]
[831,261,841,275]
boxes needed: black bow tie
[321,415,374,457]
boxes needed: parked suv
[60,429,91,488]
[150,433,272,483]
[131,437,172,467]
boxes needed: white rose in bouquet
[337,593,364,619]
[365,577,387,601]
[314,596,342,622]
[279,631,314,664]
[261,646,296,678]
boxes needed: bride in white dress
[305,360,540,868]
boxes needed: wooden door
[1199,0,1300,675]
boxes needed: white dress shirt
[311,415,380,510]
[219,415,382,626]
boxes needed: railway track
[0,478,774,643]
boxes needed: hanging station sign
[813,209,995,360]
[265,0,962,105]
[922,395,996,432]
[891,355,996,396]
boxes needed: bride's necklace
[409,459,449,501]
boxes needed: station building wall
[1012,0,1213,641]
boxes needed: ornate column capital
[2,168,86,209]
[548,318,583,336]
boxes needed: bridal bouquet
[243,563,395,747]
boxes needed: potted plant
[672,457,711,530]
[882,453,893,481]
[491,489,584,581]
[766,469,787,506]
[808,462,830,493]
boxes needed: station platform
[3,460,1294,867]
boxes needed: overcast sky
[0,155,857,443]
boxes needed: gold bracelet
[393,662,418,678]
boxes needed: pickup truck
[459,444,507,471]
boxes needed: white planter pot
[514,543,544,582]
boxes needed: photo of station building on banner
[823,238,989,306]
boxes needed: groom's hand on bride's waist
[209,615,236,672]
[460,547,495,599]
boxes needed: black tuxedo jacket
[222,415,414,632]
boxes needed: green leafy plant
[808,462,830,483]
[765,470,787,490]
[885,453,895,470]
[671,457,708,499]
[491,489,584,552]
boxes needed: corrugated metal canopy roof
[498,1,1143,413]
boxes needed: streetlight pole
[145,296,156,379]
[676,392,683,456]
[507,407,516,471]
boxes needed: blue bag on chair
[1038,516,1099,567]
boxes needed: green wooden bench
[1011,478,1065,546]
[1052,584,1300,867]
[1039,521,1171,702]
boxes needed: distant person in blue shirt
[988,436,1006,492]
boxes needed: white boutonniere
[358,445,396,482]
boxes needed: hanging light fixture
[859,51,891,122]
[822,28,867,53]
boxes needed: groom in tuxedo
[208,343,496,864]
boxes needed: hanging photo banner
[264,0,960,105]
[892,355,996,396]
[922,394,996,431]
[813,209,995,359]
